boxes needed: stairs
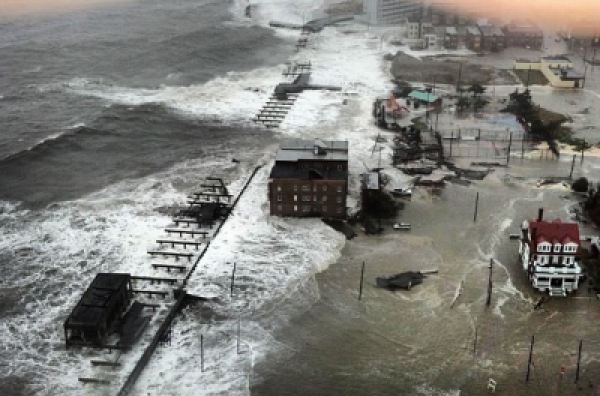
[549,288,566,297]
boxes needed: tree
[468,83,486,100]
[362,189,402,219]
[473,97,490,113]
[572,177,589,193]
[456,97,471,114]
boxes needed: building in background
[362,0,423,26]
[514,56,585,88]
[444,26,459,49]
[268,139,349,219]
[477,21,506,52]
[503,20,543,49]
[465,26,482,51]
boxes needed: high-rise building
[362,0,423,26]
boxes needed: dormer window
[553,244,561,253]
[564,243,577,253]
[537,242,551,253]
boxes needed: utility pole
[358,261,366,300]
[526,335,535,382]
[506,131,513,164]
[230,262,237,297]
[526,65,532,88]
[473,192,479,223]
[575,340,583,383]
[486,258,493,306]
[457,62,463,94]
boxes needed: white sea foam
[2,0,449,394]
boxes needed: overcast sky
[0,0,127,17]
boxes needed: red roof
[529,219,580,247]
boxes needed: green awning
[408,90,438,103]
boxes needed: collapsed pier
[65,168,262,394]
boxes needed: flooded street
[249,21,600,396]
[252,157,600,396]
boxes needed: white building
[362,0,423,26]
[519,210,583,297]
[514,56,585,88]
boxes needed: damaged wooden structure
[253,61,341,129]
[64,273,134,348]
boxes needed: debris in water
[376,271,427,290]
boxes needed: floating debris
[376,271,427,290]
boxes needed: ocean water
[0,0,308,394]
[3,0,600,395]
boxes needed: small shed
[64,273,132,348]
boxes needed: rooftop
[529,219,580,246]
[479,25,504,37]
[550,68,584,79]
[276,138,348,163]
[542,55,571,62]
[280,138,348,152]
[445,26,457,35]
[269,167,348,181]
[466,26,480,35]
[409,90,439,103]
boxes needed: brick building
[503,20,543,49]
[268,139,349,219]
[444,26,459,49]
[478,24,506,52]
[465,26,482,51]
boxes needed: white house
[519,210,583,297]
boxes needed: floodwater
[252,157,600,396]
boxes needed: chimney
[537,208,544,222]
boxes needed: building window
[553,244,561,253]
[303,205,310,212]
[336,207,343,214]
[313,195,317,202]
[302,195,310,202]
[294,205,298,212]
[277,205,282,211]
[293,185,298,192]
[302,185,310,192]
[294,195,298,202]
[322,185,327,192]
[337,186,342,193]
[538,243,551,253]
[336,197,342,203]
[322,205,327,212]
[537,277,549,284]
[277,195,282,202]
[322,196,327,202]
[277,186,282,192]
[313,185,317,192]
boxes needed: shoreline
[249,14,600,396]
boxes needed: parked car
[393,222,411,231]
[391,187,412,198]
